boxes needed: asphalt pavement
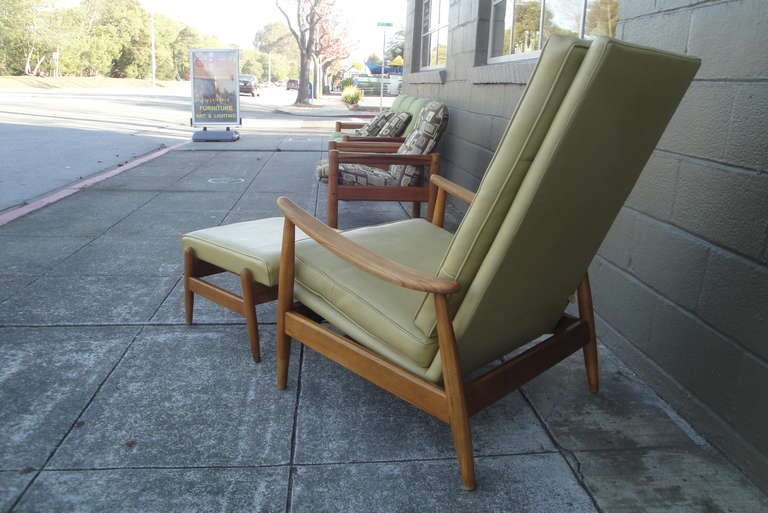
[0,85,344,213]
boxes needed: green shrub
[341,85,361,105]
[340,77,354,89]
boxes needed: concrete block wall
[402,0,768,491]
[602,0,768,488]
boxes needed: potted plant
[341,85,362,110]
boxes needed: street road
[0,85,301,212]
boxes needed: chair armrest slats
[333,142,403,153]
[342,136,406,143]
[335,151,435,167]
[277,197,459,295]
[336,121,367,131]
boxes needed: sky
[141,0,406,62]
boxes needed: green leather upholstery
[414,34,591,335]
[294,218,452,377]
[182,218,309,287]
[302,35,593,381]
[447,37,700,375]
[296,36,698,382]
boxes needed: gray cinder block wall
[402,0,768,491]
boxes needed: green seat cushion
[294,218,452,376]
[182,217,308,287]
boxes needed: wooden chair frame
[326,140,440,228]
[183,248,277,362]
[275,174,598,490]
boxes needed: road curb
[273,108,377,118]
[0,141,188,227]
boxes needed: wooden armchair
[273,35,700,491]
[317,100,449,228]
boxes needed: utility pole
[376,22,393,112]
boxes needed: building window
[420,0,449,69]
[488,0,619,62]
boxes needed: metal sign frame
[190,48,240,126]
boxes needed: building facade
[402,0,768,491]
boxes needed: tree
[313,3,348,95]
[366,52,381,65]
[585,0,618,37]
[0,0,51,75]
[385,30,404,62]
[253,22,297,82]
[253,22,294,56]
[276,0,335,104]
[0,0,222,79]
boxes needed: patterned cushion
[316,160,398,186]
[390,101,449,186]
[355,111,395,136]
[377,112,411,137]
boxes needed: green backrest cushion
[450,38,700,375]
[390,95,408,111]
[414,35,592,335]
[391,96,429,137]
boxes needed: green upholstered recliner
[274,35,700,490]
[330,95,429,143]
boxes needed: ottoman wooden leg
[240,269,261,363]
[183,248,196,325]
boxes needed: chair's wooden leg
[411,201,420,219]
[276,218,296,389]
[435,294,476,491]
[183,248,195,325]
[577,274,599,393]
[240,269,261,363]
[327,149,339,228]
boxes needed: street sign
[377,22,394,27]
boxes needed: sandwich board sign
[190,48,240,140]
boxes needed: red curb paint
[0,142,188,226]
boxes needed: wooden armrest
[342,136,406,143]
[335,151,436,167]
[335,121,366,131]
[431,175,475,204]
[333,142,402,153]
[277,197,459,295]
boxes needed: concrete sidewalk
[1,132,766,512]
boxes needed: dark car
[239,74,258,96]
[286,78,299,90]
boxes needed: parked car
[286,78,299,90]
[239,74,258,96]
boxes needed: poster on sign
[190,49,240,126]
